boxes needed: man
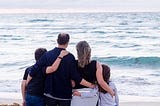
[29,33,94,106]
[21,48,47,106]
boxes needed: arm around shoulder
[96,62,114,96]
[46,50,69,74]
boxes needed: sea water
[0,12,160,97]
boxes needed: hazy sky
[0,0,160,12]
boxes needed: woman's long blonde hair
[76,41,91,68]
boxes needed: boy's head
[98,64,111,93]
[35,48,47,61]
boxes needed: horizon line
[0,9,160,14]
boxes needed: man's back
[40,47,82,99]
[29,33,84,106]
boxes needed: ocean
[0,12,160,97]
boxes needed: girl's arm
[46,50,69,74]
[96,62,114,97]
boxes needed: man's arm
[46,50,69,74]
[96,62,114,96]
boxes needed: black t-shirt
[30,47,82,99]
[23,66,46,96]
[74,60,97,89]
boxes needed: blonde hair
[76,41,91,68]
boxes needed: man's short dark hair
[57,33,70,45]
[35,48,47,61]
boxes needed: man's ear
[66,42,69,46]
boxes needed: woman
[74,41,114,95]
[98,64,119,106]
[71,41,114,106]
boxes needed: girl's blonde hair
[76,41,91,68]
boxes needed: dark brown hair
[57,33,70,45]
[98,64,110,93]
[35,48,47,61]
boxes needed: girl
[98,64,119,106]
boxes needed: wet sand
[0,92,160,106]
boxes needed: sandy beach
[0,92,160,106]
[119,95,160,106]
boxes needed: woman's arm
[96,62,114,96]
[80,79,95,88]
[46,50,69,74]
[73,86,98,98]
[26,50,69,85]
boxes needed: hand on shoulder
[59,50,69,58]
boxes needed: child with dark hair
[21,48,47,106]
[98,64,119,106]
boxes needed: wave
[0,34,24,41]
[28,19,55,23]
[93,56,160,69]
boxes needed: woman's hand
[73,91,81,96]
[59,50,69,58]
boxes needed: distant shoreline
[0,9,160,14]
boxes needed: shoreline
[0,92,160,106]
[0,9,160,14]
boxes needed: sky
[0,0,160,13]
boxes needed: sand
[0,92,160,106]
[120,95,160,106]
